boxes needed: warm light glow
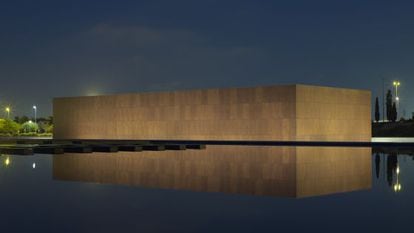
[393,81,401,86]
[4,157,10,166]
[393,165,402,193]
[5,107,10,113]
[394,183,402,192]
[85,87,103,96]
[29,120,33,124]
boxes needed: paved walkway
[372,137,414,143]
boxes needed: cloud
[9,23,407,117]
[45,23,269,93]
[89,23,199,47]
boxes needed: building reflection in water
[53,146,372,198]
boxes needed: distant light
[396,166,400,174]
[33,105,37,110]
[86,89,102,96]
[396,97,400,101]
[32,163,36,169]
[394,184,402,192]
[29,120,33,124]
[4,157,10,166]
[5,107,10,113]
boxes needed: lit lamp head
[396,96,400,101]
[5,107,10,118]
[393,81,401,87]
[33,105,37,110]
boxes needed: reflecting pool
[0,146,413,233]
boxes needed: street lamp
[393,81,401,119]
[33,105,37,124]
[5,107,10,119]
[393,81,400,100]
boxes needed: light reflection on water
[0,146,413,233]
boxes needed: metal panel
[53,84,371,141]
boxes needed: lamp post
[393,81,401,120]
[5,107,10,119]
[393,81,400,100]
[33,105,37,124]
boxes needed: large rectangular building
[53,84,371,141]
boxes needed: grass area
[373,120,414,137]
[0,133,52,137]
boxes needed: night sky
[1,0,413,117]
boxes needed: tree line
[374,89,399,122]
[0,116,53,136]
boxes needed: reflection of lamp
[4,157,10,167]
[393,165,402,192]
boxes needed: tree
[38,121,53,133]
[14,115,29,124]
[46,124,53,134]
[386,90,393,121]
[0,119,21,135]
[21,121,39,133]
[391,102,397,122]
[375,97,380,122]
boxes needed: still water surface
[0,146,412,233]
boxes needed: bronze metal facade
[53,84,371,141]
